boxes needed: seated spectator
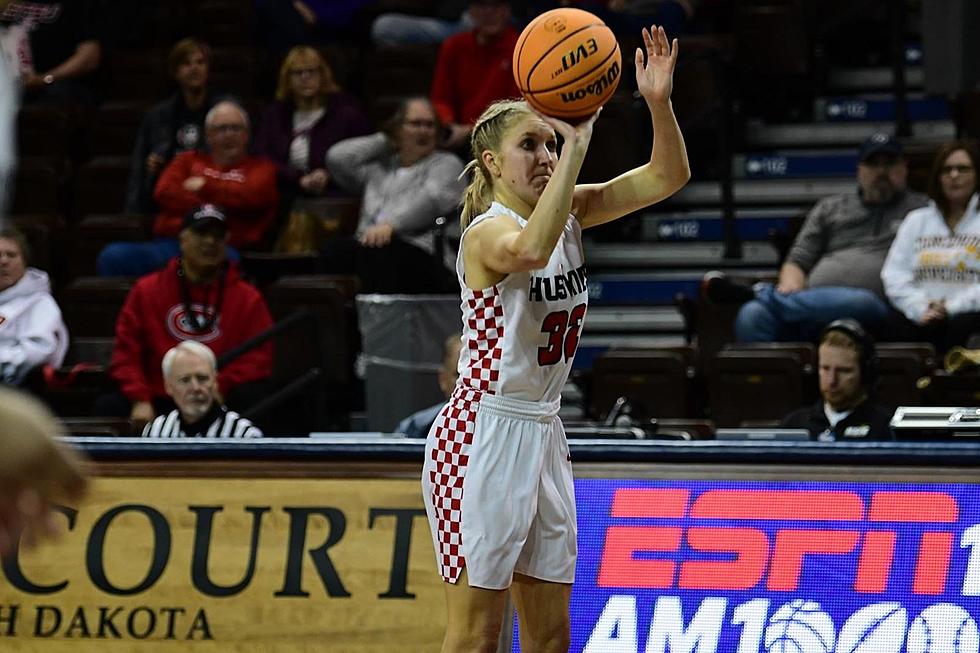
[98,204,274,426]
[430,0,520,152]
[552,1,698,39]
[396,333,461,437]
[254,0,373,58]
[781,319,894,441]
[703,133,928,342]
[98,100,279,277]
[322,97,465,293]
[143,341,262,438]
[126,38,221,216]
[254,45,371,213]
[0,225,67,385]
[882,141,980,354]
[371,1,473,48]
[0,0,101,106]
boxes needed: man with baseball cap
[703,132,929,342]
[98,203,274,426]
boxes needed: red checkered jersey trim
[427,386,482,583]
[461,287,504,395]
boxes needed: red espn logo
[599,489,958,595]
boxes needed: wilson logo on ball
[560,60,619,104]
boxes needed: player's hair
[167,38,210,78]
[205,99,250,131]
[0,224,30,264]
[275,45,339,102]
[162,341,217,379]
[460,99,535,229]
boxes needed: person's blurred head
[818,324,871,411]
[384,96,441,167]
[928,141,979,217]
[0,226,30,292]
[438,334,463,398]
[856,132,907,205]
[179,204,228,279]
[205,100,250,166]
[168,38,210,93]
[162,341,218,423]
[469,0,511,41]
[275,46,339,105]
[460,99,538,228]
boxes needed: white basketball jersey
[454,201,588,403]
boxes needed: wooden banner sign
[0,477,445,651]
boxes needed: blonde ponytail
[458,99,535,229]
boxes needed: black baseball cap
[858,133,903,162]
[182,204,227,232]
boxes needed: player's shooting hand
[636,25,678,106]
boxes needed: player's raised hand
[636,25,678,106]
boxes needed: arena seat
[72,157,132,219]
[239,252,319,287]
[9,159,63,216]
[59,276,135,338]
[707,345,814,427]
[589,346,697,420]
[103,49,168,102]
[88,101,149,158]
[69,214,153,279]
[16,104,72,161]
[209,46,260,100]
[875,342,938,409]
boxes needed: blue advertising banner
[516,479,980,652]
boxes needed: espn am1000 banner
[0,477,445,652]
[542,479,980,653]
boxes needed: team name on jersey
[528,264,588,302]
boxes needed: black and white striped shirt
[142,405,262,439]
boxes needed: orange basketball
[512,8,622,120]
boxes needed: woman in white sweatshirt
[881,141,980,352]
[0,226,68,384]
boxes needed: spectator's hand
[775,278,805,294]
[130,401,155,425]
[635,25,678,107]
[293,0,317,25]
[146,152,166,175]
[183,176,206,192]
[359,224,394,248]
[299,168,329,194]
[0,389,88,556]
[20,71,44,91]
[921,300,947,325]
[442,124,471,150]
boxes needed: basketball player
[422,25,689,652]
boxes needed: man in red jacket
[96,99,279,277]
[98,204,274,426]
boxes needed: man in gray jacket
[704,133,928,341]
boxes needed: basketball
[512,8,622,120]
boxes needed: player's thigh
[510,573,572,652]
[443,569,509,649]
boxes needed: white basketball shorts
[422,388,577,590]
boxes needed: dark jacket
[781,399,895,442]
[253,93,371,192]
[125,92,220,215]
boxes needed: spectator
[703,133,928,342]
[430,0,520,152]
[781,319,894,441]
[125,38,221,217]
[882,140,980,353]
[98,100,279,277]
[0,0,101,106]
[322,97,465,293]
[143,341,262,438]
[396,333,461,437]
[371,1,473,48]
[253,0,373,58]
[254,45,371,213]
[99,204,274,426]
[549,1,698,40]
[0,224,66,385]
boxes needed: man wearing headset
[781,318,896,441]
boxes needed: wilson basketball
[512,8,622,120]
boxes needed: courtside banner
[560,479,980,653]
[0,477,443,652]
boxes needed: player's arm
[573,25,690,229]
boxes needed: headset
[818,318,879,392]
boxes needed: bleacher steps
[586,242,779,268]
[745,119,955,148]
[828,67,925,91]
[584,306,685,333]
[669,178,854,206]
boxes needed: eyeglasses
[208,123,246,134]
[940,164,975,176]
[404,119,436,129]
[290,67,320,78]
